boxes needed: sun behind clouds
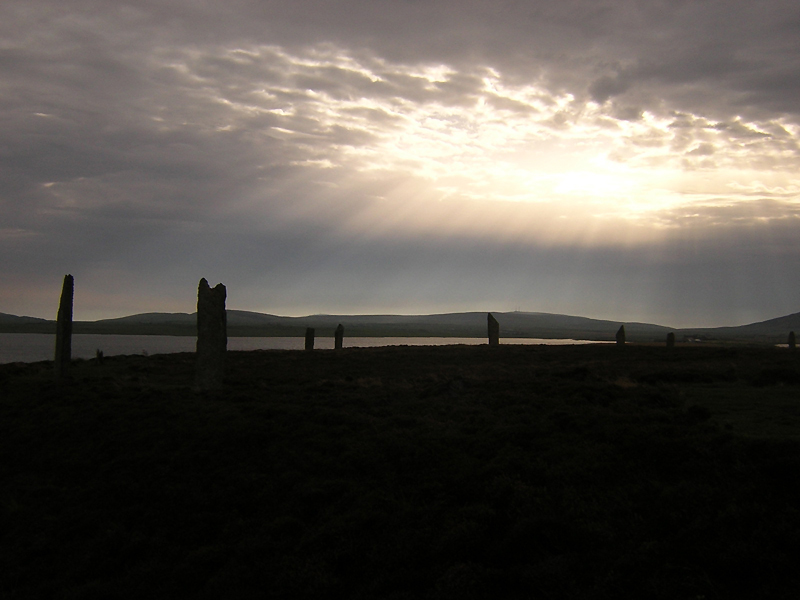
[180,44,800,245]
[4,0,800,325]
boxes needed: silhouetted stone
[54,274,74,379]
[488,313,499,346]
[615,325,626,346]
[666,332,675,347]
[789,331,796,350]
[305,327,315,351]
[195,278,227,391]
[335,324,344,350]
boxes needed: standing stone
[666,332,675,347]
[54,274,74,379]
[615,325,626,346]
[195,278,227,391]
[305,327,315,351]
[789,331,796,350]
[488,313,500,346]
[334,324,344,350]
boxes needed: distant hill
[2,309,799,343]
[0,313,50,325]
[0,312,54,333]
[677,312,800,344]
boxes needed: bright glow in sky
[181,43,800,249]
[2,1,800,326]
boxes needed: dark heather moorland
[2,343,800,598]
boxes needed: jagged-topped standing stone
[334,324,344,350]
[666,332,675,347]
[616,325,626,346]
[305,327,315,351]
[789,331,796,350]
[488,313,499,346]
[195,278,227,391]
[54,274,74,379]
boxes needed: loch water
[0,332,608,364]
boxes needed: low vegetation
[2,344,800,598]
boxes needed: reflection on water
[0,332,608,364]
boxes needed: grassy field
[2,344,800,599]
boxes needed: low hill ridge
[2,309,799,343]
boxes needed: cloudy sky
[2,0,800,326]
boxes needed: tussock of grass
[1,345,800,598]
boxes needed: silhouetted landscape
[6,0,800,596]
[3,309,800,343]
[2,343,800,598]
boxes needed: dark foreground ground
[2,344,800,599]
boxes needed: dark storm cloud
[589,75,631,104]
[2,0,800,324]
[8,2,800,113]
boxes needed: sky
[2,0,800,327]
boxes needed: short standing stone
[488,313,499,346]
[54,274,74,379]
[666,332,675,347]
[334,324,344,350]
[195,278,227,391]
[789,331,796,350]
[616,325,626,346]
[305,327,315,351]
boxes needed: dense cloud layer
[2,1,799,325]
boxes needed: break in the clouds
[2,0,800,326]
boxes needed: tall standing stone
[305,327,315,351]
[666,332,675,347]
[334,324,344,350]
[488,313,500,346]
[789,331,796,350]
[54,274,74,379]
[615,325,626,346]
[195,278,227,391]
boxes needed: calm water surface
[0,332,607,364]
